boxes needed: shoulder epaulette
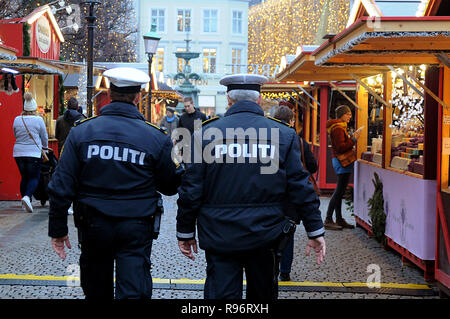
[145,121,168,134]
[74,115,97,127]
[202,116,220,126]
[266,116,290,126]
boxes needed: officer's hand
[51,236,72,260]
[305,237,326,265]
[178,239,198,261]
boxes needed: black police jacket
[48,101,181,238]
[176,100,324,253]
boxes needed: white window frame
[202,47,217,74]
[231,48,243,74]
[232,10,243,35]
[202,9,218,33]
[152,47,165,73]
[150,8,166,33]
[176,8,192,33]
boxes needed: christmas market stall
[62,63,109,117]
[313,16,450,284]
[0,5,81,200]
[275,45,388,193]
[141,78,183,125]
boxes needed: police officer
[48,67,181,299]
[176,74,326,300]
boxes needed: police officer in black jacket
[48,67,181,299]
[176,74,326,300]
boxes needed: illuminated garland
[248,0,349,75]
[261,91,300,100]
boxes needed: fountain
[174,33,201,108]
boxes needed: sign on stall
[35,16,51,54]
[443,115,450,125]
[443,137,450,156]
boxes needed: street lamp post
[143,24,161,122]
[81,0,100,118]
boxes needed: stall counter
[354,160,436,263]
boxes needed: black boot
[336,218,355,229]
[279,272,291,281]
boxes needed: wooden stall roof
[0,57,66,75]
[314,16,450,67]
[275,46,388,82]
[346,0,424,28]
[45,60,107,74]
[21,5,64,43]
[261,82,309,92]
[0,57,108,76]
[0,44,17,61]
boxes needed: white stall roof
[374,0,422,16]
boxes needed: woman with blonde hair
[12,92,48,213]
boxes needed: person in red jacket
[325,105,361,230]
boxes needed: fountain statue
[174,33,201,108]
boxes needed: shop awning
[0,44,17,61]
[0,57,66,75]
[261,82,309,93]
[0,57,107,76]
[314,17,450,66]
[276,48,388,82]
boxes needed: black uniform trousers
[76,208,154,299]
[204,246,278,300]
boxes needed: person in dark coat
[55,97,85,156]
[48,67,182,299]
[176,74,325,300]
[178,97,207,136]
[159,107,179,144]
[273,105,318,281]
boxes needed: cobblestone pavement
[0,196,440,299]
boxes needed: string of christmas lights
[59,0,138,62]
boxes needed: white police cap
[103,67,150,93]
[219,73,268,92]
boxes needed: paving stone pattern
[0,196,439,299]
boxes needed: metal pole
[82,1,100,118]
[147,53,153,122]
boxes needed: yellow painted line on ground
[343,282,432,290]
[0,274,74,281]
[0,274,431,290]
[153,278,171,284]
[278,281,344,287]
[171,278,205,285]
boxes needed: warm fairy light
[60,0,137,63]
[387,66,426,131]
[261,91,300,100]
[248,0,349,77]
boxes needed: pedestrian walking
[178,97,207,136]
[159,106,179,144]
[55,97,85,215]
[12,92,48,213]
[176,74,325,300]
[273,105,318,282]
[325,105,361,230]
[55,97,85,157]
[48,67,182,299]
